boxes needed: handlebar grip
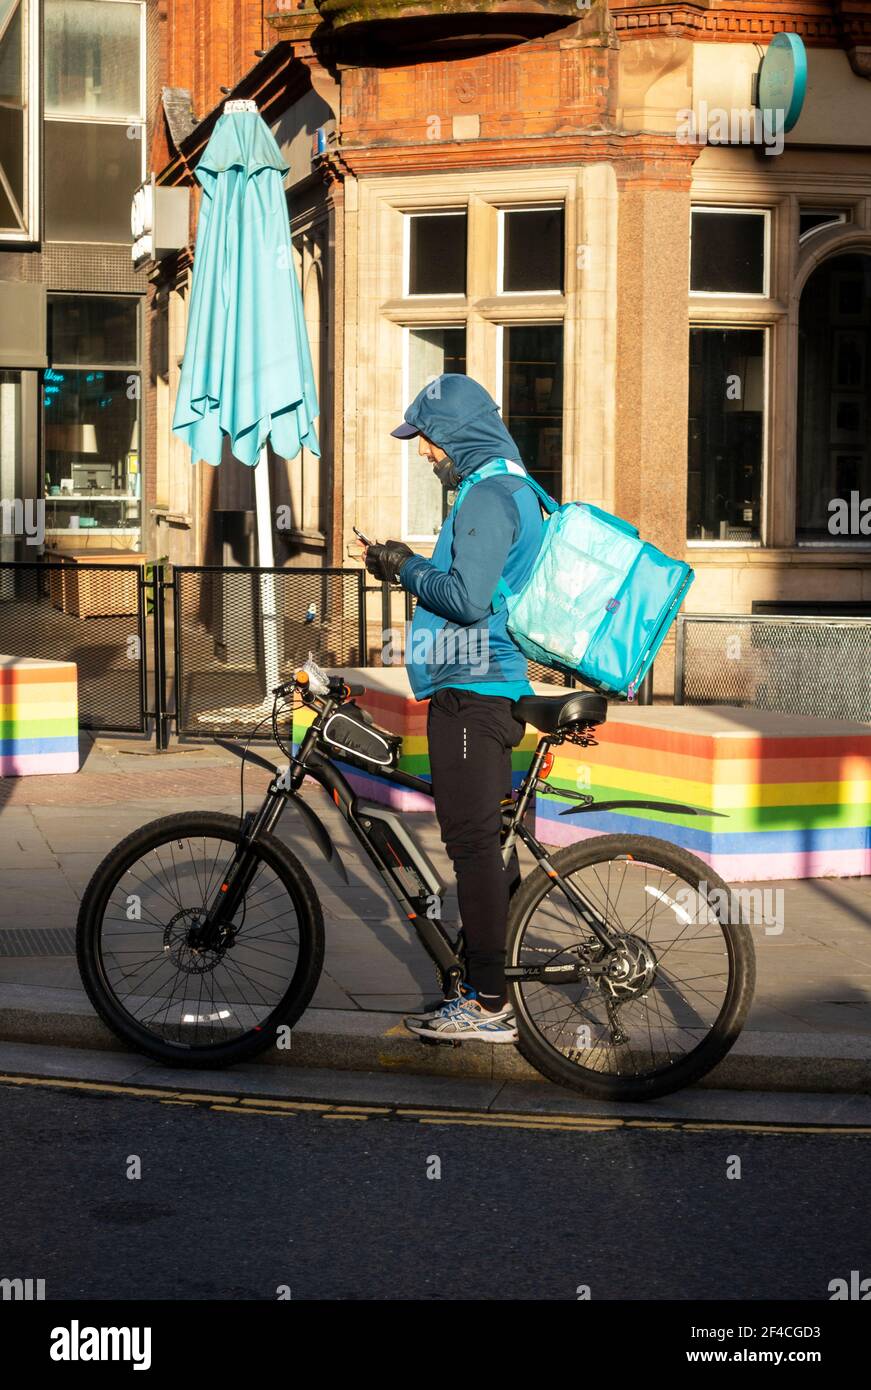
[344,682,365,697]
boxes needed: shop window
[797,253,871,542]
[499,324,563,500]
[799,209,847,243]
[42,294,141,543]
[687,327,764,542]
[690,209,768,296]
[406,211,466,296]
[0,0,38,239]
[43,0,144,243]
[499,206,564,293]
[403,326,466,538]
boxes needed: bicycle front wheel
[77,812,325,1068]
[507,834,755,1101]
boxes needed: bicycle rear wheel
[507,834,755,1101]
[77,812,324,1068]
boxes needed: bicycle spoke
[95,832,304,1048]
[514,848,743,1083]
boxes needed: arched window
[797,252,871,542]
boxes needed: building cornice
[608,1,870,48]
[330,128,701,181]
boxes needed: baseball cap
[390,420,420,439]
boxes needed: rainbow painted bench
[294,670,871,882]
[0,655,79,776]
[536,705,871,883]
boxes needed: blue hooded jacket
[397,375,545,701]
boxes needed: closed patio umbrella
[172,98,320,722]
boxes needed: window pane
[501,325,563,499]
[42,367,141,538]
[0,103,23,211]
[408,213,466,295]
[503,208,563,292]
[0,0,22,103]
[45,0,141,118]
[687,328,764,541]
[0,369,23,560]
[690,210,766,294]
[405,327,466,536]
[0,0,24,232]
[797,253,871,541]
[48,295,138,366]
[44,120,141,241]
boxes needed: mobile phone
[352,525,374,546]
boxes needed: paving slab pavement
[0,732,868,1092]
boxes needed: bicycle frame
[196,682,704,995]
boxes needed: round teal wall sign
[758,32,807,135]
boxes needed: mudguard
[214,738,350,882]
[286,792,350,883]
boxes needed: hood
[401,374,523,480]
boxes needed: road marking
[0,1072,869,1135]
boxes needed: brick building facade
[8,1,863,686]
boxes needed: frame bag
[458,460,695,699]
[320,701,402,770]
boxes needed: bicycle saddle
[513,691,608,734]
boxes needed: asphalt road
[1,1076,869,1301]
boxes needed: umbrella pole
[254,446,281,698]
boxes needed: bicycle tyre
[76,811,325,1068]
[507,834,756,1101]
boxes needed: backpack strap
[451,460,559,614]
[455,458,559,514]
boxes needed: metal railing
[675,613,871,723]
[172,565,367,737]
[0,561,147,732]
[0,555,662,749]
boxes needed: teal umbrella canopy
[172,108,320,468]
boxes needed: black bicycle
[77,658,755,1101]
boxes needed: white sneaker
[405,990,517,1044]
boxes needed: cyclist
[361,374,544,1042]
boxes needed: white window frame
[401,322,466,542]
[0,0,41,242]
[403,209,466,299]
[686,322,770,548]
[798,209,848,245]
[43,0,147,245]
[689,206,771,300]
[496,203,564,297]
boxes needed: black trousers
[427,687,526,1005]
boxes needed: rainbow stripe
[291,671,871,882]
[535,707,871,881]
[0,656,79,776]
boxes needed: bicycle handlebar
[272,673,365,702]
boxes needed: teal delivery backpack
[459,460,695,699]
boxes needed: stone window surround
[345,165,617,553]
[689,162,871,562]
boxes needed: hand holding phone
[353,525,375,547]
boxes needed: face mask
[432,455,460,489]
